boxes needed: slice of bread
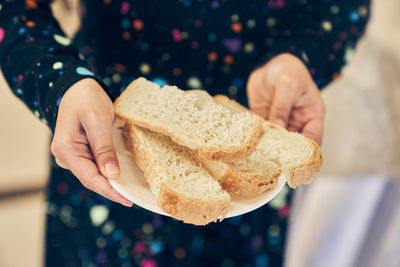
[122,122,231,225]
[198,95,322,197]
[114,77,264,162]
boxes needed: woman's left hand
[247,53,325,145]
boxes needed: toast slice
[199,95,322,197]
[114,77,264,162]
[122,122,231,225]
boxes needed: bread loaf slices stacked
[114,77,322,225]
[115,77,264,225]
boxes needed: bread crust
[217,169,282,198]
[157,183,230,226]
[288,139,322,189]
[195,152,282,198]
[114,78,265,162]
[213,94,249,113]
[122,122,230,226]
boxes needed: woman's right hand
[51,78,133,207]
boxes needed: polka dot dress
[0,0,369,266]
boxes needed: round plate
[109,120,287,219]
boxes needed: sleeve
[259,0,370,88]
[0,0,107,131]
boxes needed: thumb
[269,79,299,128]
[83,118,120,179]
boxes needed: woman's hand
[247,53,325,145]
[51,78,133,207]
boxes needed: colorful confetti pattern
[0,0,369,266]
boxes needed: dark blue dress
[0,0,369,266]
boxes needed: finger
[301,118,324,146]
[65,154,133,207]
[287,117,303,132]
[269,79,300,128]
[251,106,269,119]
[83,118,120,179]
[287,124,302,133]
[55,158,68,169]
[247,71,270,119]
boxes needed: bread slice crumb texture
[122,123,230,225]
[115,77,264,161]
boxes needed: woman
[0,0,369,266]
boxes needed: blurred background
[0,0,399,266]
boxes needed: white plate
[109,120,287,218]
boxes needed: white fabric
[285,176,400,267]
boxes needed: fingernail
[273,119,285,128]
[105,162,120,178]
